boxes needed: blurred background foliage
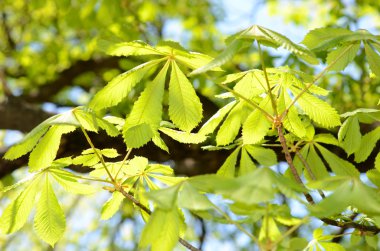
[0,0,380,250]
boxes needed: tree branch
[19,58,120,103]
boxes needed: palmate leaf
[340,108,380,123]
[189,39,248,76]
[123,62,170,148]
[306,145,330,180]
[177,182,214,211]
[364,42,380,76]
[217,147,240,177]
[242,108,271,145]
[302,27,365,51]
[314,133,340,146]
[140,208,181,251]
[290,87,341,128]
[309,177,380,217]
[198,101,236,135]
[89,58,165,110]
[4,115,60,160]
[73,109,119,137]
[100,191,125,220]
[159,127,207,144]
[49,168,96,195]
[221,167,304,205]
[354,127,380,163]
[277,90,306,138]
[255,26,318,64]
[315,144,360,177]
[169,60,203,131]
[191,25,317,76]
[29,125,76,172]
[259,216,281,242]
[34,175,66,247]
[376,153,380,171]
[216,102,251,146]
[105,40,165,57]
[239,148,256,176]
[0,175,41,234]
[233,71,267,98]
[326,43,360,72]
[146,184,180,210]
[244,145,277,167]
[338,116,361,156]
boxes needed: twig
[276,125,315,204]
[114,148,133,181]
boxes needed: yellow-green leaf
[34,175,66,247]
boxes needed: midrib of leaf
[126,61,169,127]
[169,60,202,131]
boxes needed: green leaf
[302,28,354,51]
[123,61,170,147]
[255,26,318,64]
[376,152,380,171]
[367,169,380,188]
[354,127,380,162]
[326,43,360,72]
[34,175,66,247]
[259,216,281,241]
[159,127,207,144]
[29,125,76,171]
[311,178,380,217]
[309,182,351,217]
[340,108,380,122]
[72,154,99,167]
[306,145,330,180]
[73,109,99,132]
[100,148,119,158]
[198,101,236,135]
[50,169,96,195]
[216,102,247,146]
[152,134,169,152]
[105,40,164,57]
[244,145,277,167]
[313,134,340,146]
[123,123,154,149]
[239,148,256,176]
[291,88,341,128]
[146,184,180,210]
[4,115,57,160]
[89,58,164,110]
[364,42,380,76]
[217,147,240,177]
[140,209,181,251]
[178,182,214,211]
[169,61,202,131]
[316,144,360,177]
[0,173,39,193]
[278,90,306,138]
[173,51,223,71]
[338,116,361,155]
[189,39,245,76]
[100,191,125,220]
[0,176,41,233]
[242,108,270,144]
